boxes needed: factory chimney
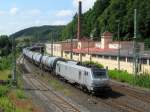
[77,0,82,40]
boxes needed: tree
[62,0,150,41]
[0,35,12,56]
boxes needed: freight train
[23,47,111,93]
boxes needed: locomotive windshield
[92,69,107,79]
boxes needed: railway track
[111,82,150,104]
[88,94,144,112]
[18,57,150,112]
[18,57,83,112]
[26,75,81,112]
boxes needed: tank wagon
[23,48,111,93]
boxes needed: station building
[45,31,150,74]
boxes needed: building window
[111,56,117,60]
[127,57,133,63]
[141,58,147,65]
[97,55,103,58]
[120,57,126,62]
[104,56,109,59]
[76,53,79,56]
[82,54,86,56]
[92,54,96,57]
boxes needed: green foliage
[62,0,150,41]
[0,55,12,70]
[0,86,9,97]
[82,61,104,68]
[109,70,133,83]
[16,90,27,99]
[134,75,150,88]
[109,70,150,89]
[144,38,150,50]
[0,97,16,112]
[0,70,11,81]
[0,35,12,56]
[11,25,65,43]
[49,79,71,96]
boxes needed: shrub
[82,61,104,68]
[109,70,133,84]
[134,75,150,88]
[0,97,17,112]
[0,56,12,70]
[109,70,150,89]
[16,90,27,99]
[0,86,9,97]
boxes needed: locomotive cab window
[92,70,107,79]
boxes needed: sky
[0,0,96,35]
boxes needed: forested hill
[61,0,150,41]
[11,25,65,42]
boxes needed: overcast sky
[0,0,96,35]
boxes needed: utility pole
[40,46,44,76]
[51,33,53,57]
[133,9,138,76]
[117,20,120,71]
[12,36,17,85]
[88,39,89,55]
[70,35,73,60]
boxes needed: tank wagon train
[23,47,111,93]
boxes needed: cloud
[73,0,96,13]
[56,10,73,17]
[10,7,19,16]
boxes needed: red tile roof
[72,48,117,54]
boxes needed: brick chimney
[77,1,82,40]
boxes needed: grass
[109,70,150,89]
[0,86,17,112]
[0,54,37,111]
[0,85,35,112]
[0,56,12,70]
[49,79,71,96]
[0,70,11,80]
[16,89,27,99]
[0,69,36,112]
[0,86,9,97]
[134,75,150,89]
[0,97,16,112]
